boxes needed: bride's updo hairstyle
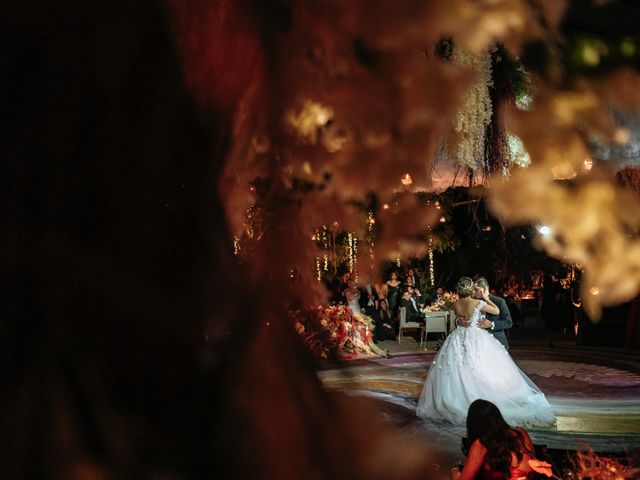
[456,276,474,298]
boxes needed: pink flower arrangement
[290,305,383,359]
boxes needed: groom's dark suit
[485,295,513,349]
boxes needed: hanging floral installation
[489,70,640,318]
[506,132,531,168]
[451,45,494,171]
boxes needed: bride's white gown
[347,290,362,314]
[416,301,556,427]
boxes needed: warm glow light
[537,225,552,236]
[589,287,600,296]
[382,203,390,210]
[439,216,446,223]
[400,173,413,186]
[583,158,593,171]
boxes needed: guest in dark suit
[473,277,513,349]
[401,290,422,323]
[409,285,426,310]
[431,286,445,304]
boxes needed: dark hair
[466,400,532,477]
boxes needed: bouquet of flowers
[423,292,458,312]
[290,305,384,359]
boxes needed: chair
[398,307,426,344]
[424,311,448,341]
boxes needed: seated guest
[401,290,422,323]
[451,399,536,480]
[412,287,426,309]
[375,299,396,342]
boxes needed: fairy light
[428,234,435,286]
[396,251,401,268]
[233,235,240,255]
[367,211,375,271]
[315,257,322,282]
[347,232,354,273]
[353,235,358,283]
[323,254,328,271]
[246,206,255,239]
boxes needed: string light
[347,233,354,273]
[396,251,401,268]
[428,233,435,286]
[346,233,359,283]
[246,206,255,239]
[323,254,328,271]
[353,235,358,284]
[316,257,322,282]
[233,236,240,255]
[367,211,375,271]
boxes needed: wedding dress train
[416,301,556,427]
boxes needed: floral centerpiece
[423,292,458,312]
[290,305,384,359]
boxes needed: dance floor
[319,333,640,464]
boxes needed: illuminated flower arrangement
[569,449,640,480]
[423,292,459,312]
[290,305,383,359]
[528,448,640,480]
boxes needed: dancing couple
[417,277,556,427]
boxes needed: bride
[416,277,556,427]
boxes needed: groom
[474,277,513,349]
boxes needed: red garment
[457,429,534,480]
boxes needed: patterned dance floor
[319,342,640,462]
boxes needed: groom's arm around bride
[478,294,513,349]
[473,277,513,349]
